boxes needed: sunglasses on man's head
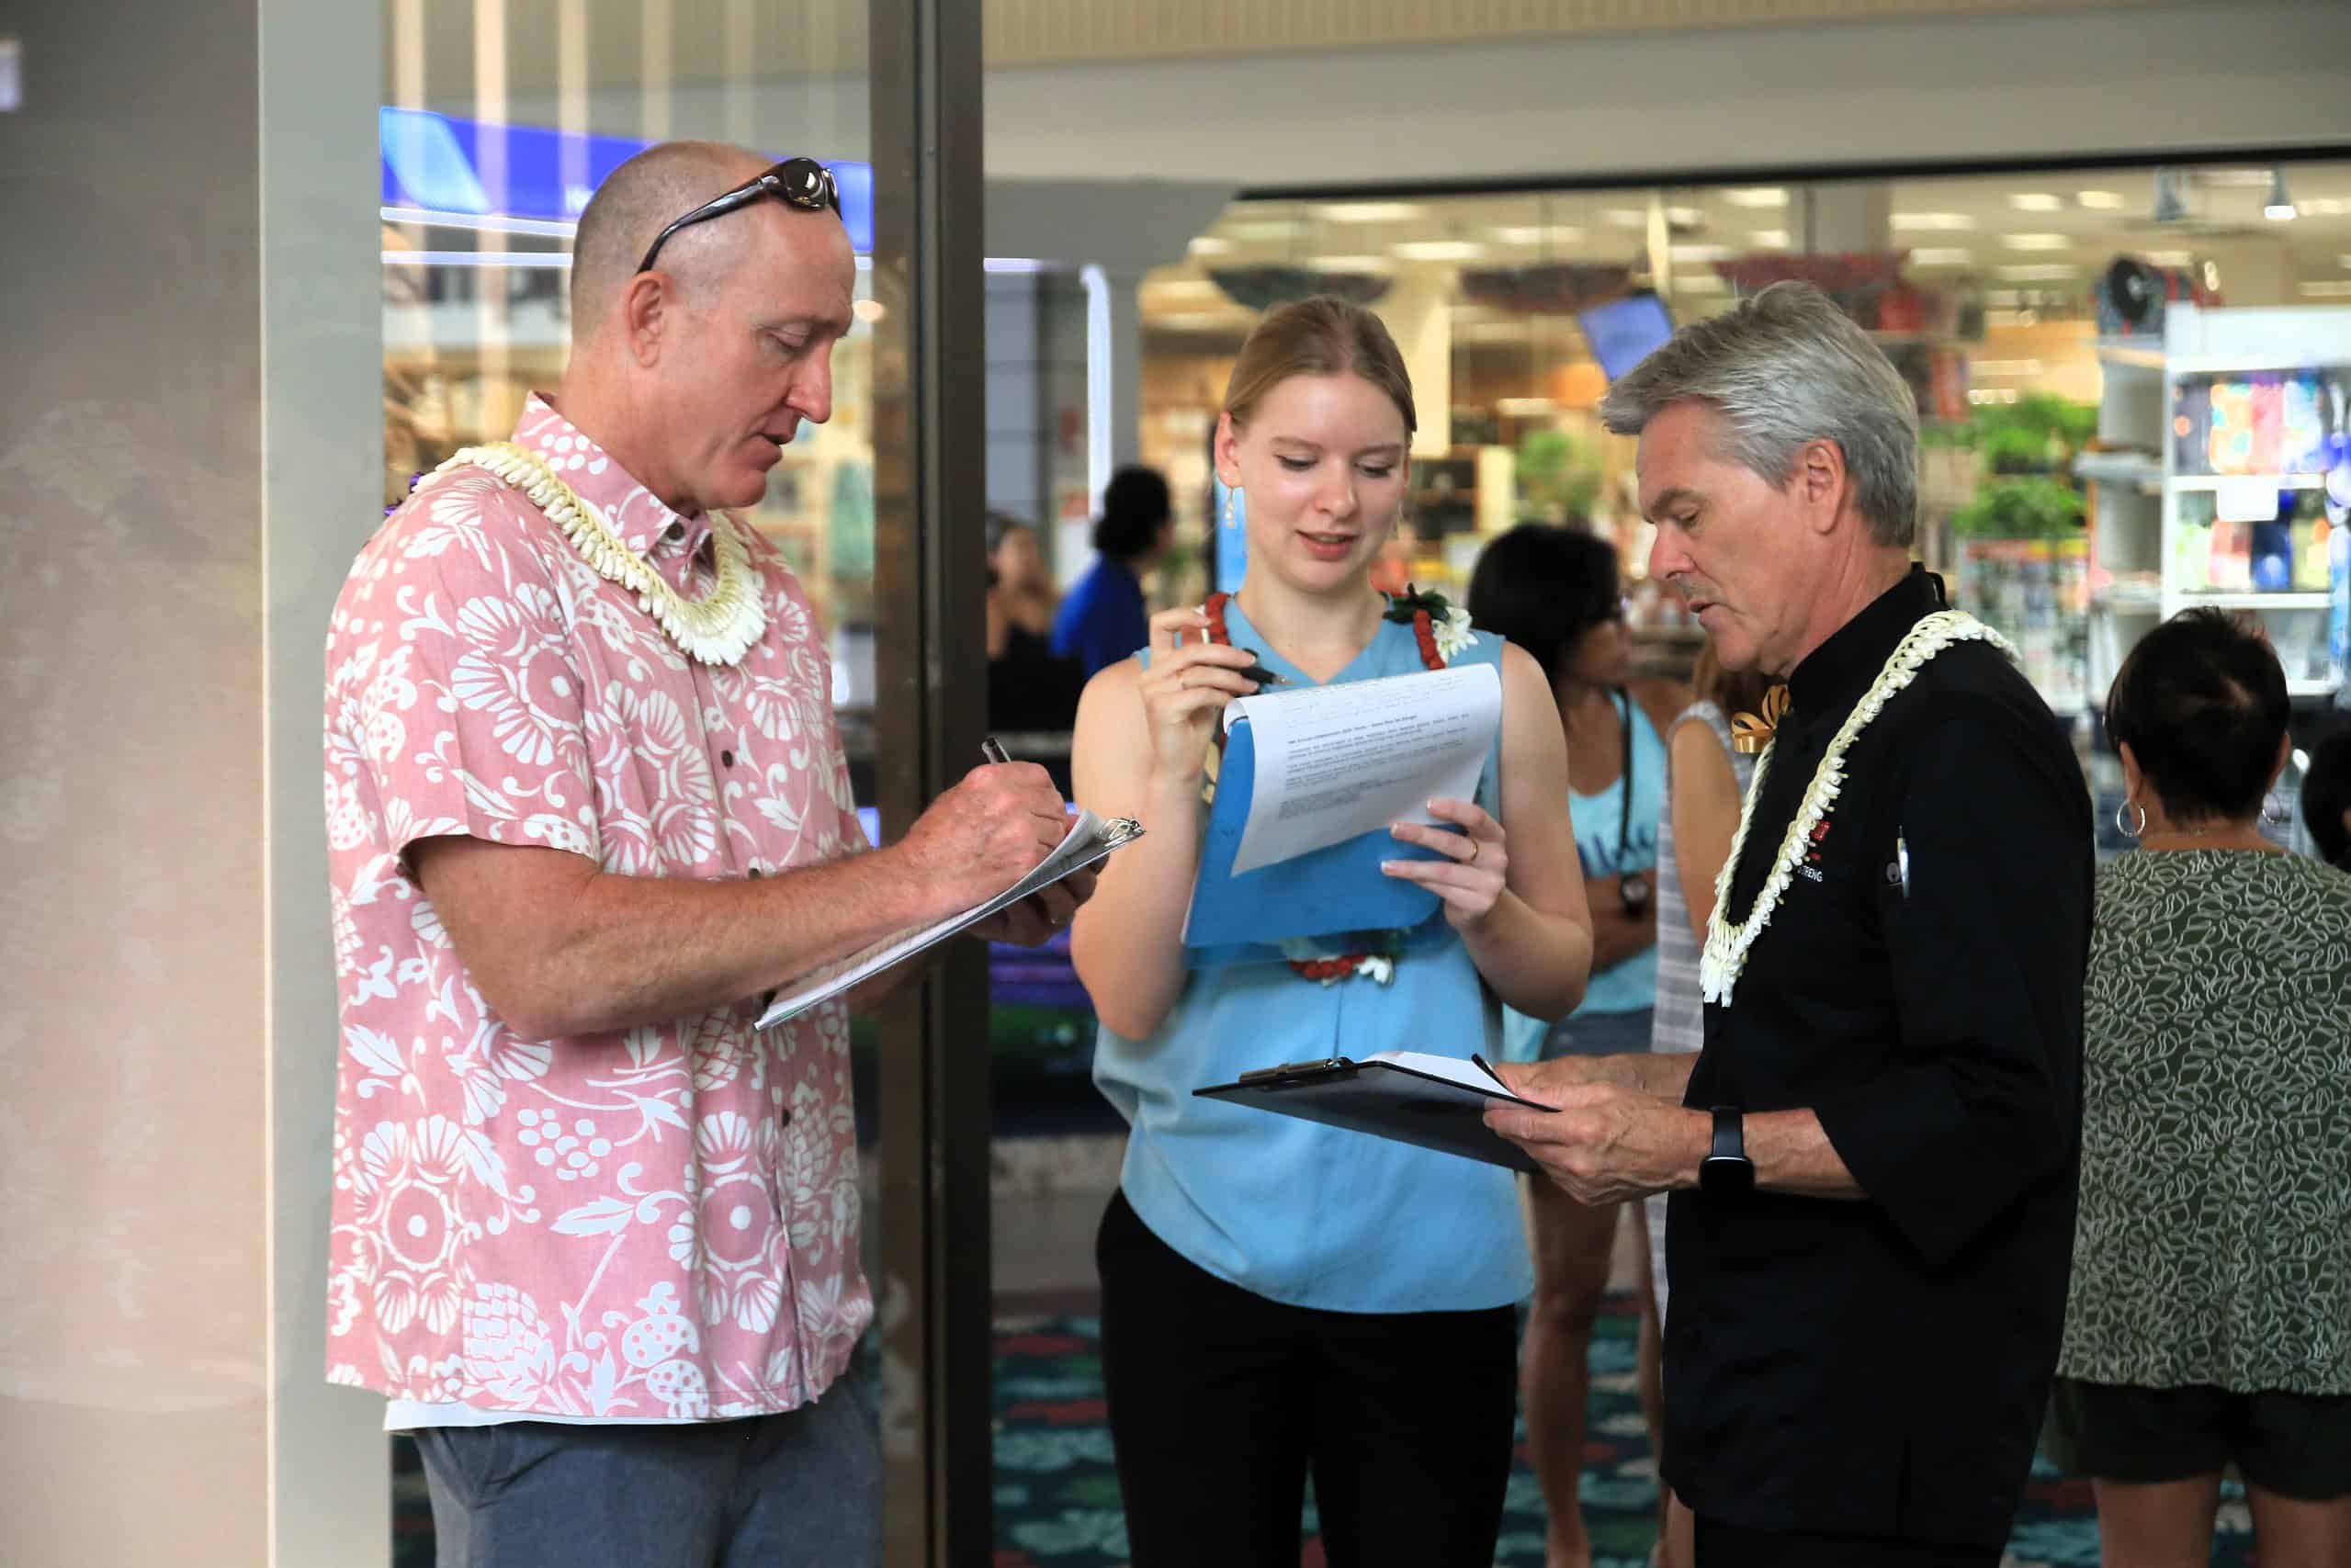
[636,157,842,274]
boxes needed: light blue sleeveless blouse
[1092,600,1534,1314]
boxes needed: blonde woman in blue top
[1068,296,1596,1568]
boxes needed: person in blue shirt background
[1053,464,1174,678]
[1470,522,1687,1568]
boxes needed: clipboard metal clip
[1237,1056,1352,1087]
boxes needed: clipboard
[1193,1051,1553,1173]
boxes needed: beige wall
[0,0,385,1562]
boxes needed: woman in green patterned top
[2049,609,2351,1568]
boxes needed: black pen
[1234,649,1288,686]
[1175,625,1285,686]
[1471,1053,1511,1092]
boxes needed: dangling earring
[1223,485,1238,528]
[2115,799,2147,840]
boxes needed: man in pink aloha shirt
[323,141,1086,1568]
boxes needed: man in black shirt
[1487,282,2092,1567]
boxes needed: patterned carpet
[392,1296,2258,1566]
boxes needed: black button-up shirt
[1662,567,2093,1549]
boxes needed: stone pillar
[1081,264,1145,512]
[0,1,386,1564]
[1378,265,1455,459]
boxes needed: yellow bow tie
[1732,685,1791,755]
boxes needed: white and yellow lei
[435,441,767,666]
[1700,609,2016,1006]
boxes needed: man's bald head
[570,140,770,344]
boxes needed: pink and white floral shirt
[322,394,872,1421]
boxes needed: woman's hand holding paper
[1137,605,1262,786]
[1382,796,1509,930]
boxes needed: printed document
[1223,662,1501,876]
[755,808,1141,1028]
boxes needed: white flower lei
[1699,609,2016,1006]
[435,442,767,666]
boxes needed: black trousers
[1096,1188,1517,1568]
[1693,1515,2003,1568]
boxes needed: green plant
[1513,427,1602,521]
[1966,393,2100,475]
[1950,475,2085,540]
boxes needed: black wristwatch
[1699,1106,1755,1197]
[1619,871,1653,916]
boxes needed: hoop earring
[2115,799,2147,840]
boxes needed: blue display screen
[381,107,875,254]
[1577,292,1676,381]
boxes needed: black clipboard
[1193,1055,1553,1173]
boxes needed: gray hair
[1598,281,1919,548]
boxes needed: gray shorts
[1536,1004,1656,1061]
[413,1361,882,1568]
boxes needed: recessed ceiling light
[2001,233,2073,252]
[1488,224,1587,246]
[1316,201,1425,224]
[1995,263,2079,281]
[2008,193,2063,212]
[1909,247,1973,266]
[1723,187,1788,208]
[1750,230,1790,248]
[1666,206,1703,226]
[1391,240,1486,262]
[2144,249,2195,267]
[2076,190,2125,209]
[1668,243,1732,263]
[1893,212,1976,231]
[1310,254,1396,273]
[1188,236,1234,256]
[1604,208,1647,228]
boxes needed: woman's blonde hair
[1223,296,1416,436]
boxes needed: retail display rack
[2085,304,2351,707]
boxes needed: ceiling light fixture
[2076,190,2125,210]
[1722,187,1788,208]
[2266,170,2298,221]
[1489,225,1587,245]
[1667,243,1732,263]
[1604,208,1647,228]
[2001,233,2072,252]
[1317,201,1426,224]
[2008,193,2063,212]
[1391,240,1486,262]
[1892,212,1975,231]
[1909,247,1973,266]
[1750,230,1790,248]
[1995,263,2079,281]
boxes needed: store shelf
[2169,473,2326,491]
[2169,592,2334,611]
[2093,338,2167,370]
[2074,451,2163,488]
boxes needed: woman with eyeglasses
[1467,522,1686,1568]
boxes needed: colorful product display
[2173,371,2346,477]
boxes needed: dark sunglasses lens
[774,159,835,210]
